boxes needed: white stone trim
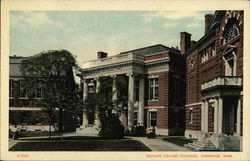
[9,107,42,111]
[185,102,202,107]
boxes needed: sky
[10,10,214,66]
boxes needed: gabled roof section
[9,56,26,64]
[120,44,180,56]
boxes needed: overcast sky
[10,10,214,66]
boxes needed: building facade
[77,45,186,136]
[9,56,56,132]
[183,10,243,151]
[9,56,76,132]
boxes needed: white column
[95,77,100,93]
[236,97,241,135]
[204,99,209,133]
[138,77,145,125]
[218,97,223,134]
[94,113,100,127]
[112,75,117,101]
[201,101,205,132]
[214,97,218,133]
[127,73,135,130]
[83,79,88,102]
[82,79,89,127]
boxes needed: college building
[9,10,243,151]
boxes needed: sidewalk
[128,136,193,151]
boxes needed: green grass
[10,140,151,151]
[19,136,128,141]
[162,137,194,146]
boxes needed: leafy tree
[20,50,83,137]
[84,75,128,138]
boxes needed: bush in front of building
[146,127,156,139]
[131,125,146,136]
[99,114,124,139]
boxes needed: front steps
[76,125,100,136]
[184,138,216,151]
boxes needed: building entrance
[223,96,237,135]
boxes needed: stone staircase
[76,125,100,136]
[184,138,216,151]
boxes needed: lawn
[162,137,194,146]
[10,140,151,151]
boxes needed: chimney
[180,32,191,55]
[204,14,214,34]
[97,51,108,59]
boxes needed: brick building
[77,44,186,136]
[182,10,243,151]
[9,56,76,132]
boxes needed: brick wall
[185,105,201,131]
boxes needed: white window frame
[35,86,43,99]
[189,110,193,124]
[19,80,27,99]
[149,78,158,101]
[9,79,14,98]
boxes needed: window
[9,79,14,98]
[189,110,193,124]
[35,83,43,98]
[133,112,138,126]
[21,112,27,124]
[201,49,209,63]
[190,58,194,69]
[88,85,94,94]
[150,112,157,127]
[223,23,240,44]
[135,80,139,101]
[149,78,158,100]
[19,80,27,98]
[212,44,216,56]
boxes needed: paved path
[128,137,192,151]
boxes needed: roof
[120,44,180,56]
[9,56,26,64]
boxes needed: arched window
[223,19,240,44]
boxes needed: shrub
[147,127,156,139]
[131,125,146,136]
[99,114,124,139]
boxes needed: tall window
[223,19,240,44]
[149,78,158,100]
[189,110,193,124]
[133,112,138,126]
[19,80,27,98]
[150,112,157,127]
[35,87,43,98]
[212,44,216,56]
[9,79,14,98]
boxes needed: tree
[84,75,128,138]
[20,50,82,137]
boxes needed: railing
[82,53,145,69]
[201,76,242,90]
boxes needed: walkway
[128,137,192,151]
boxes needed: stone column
[236,97,241,135]
[201,101,205,132]
[213,97,218,133]
[112,75,118,101]
[138,77,145,125]
[204,99,209,133]
[82,79,89,127]
[127,73,135,130]
[218,97,223,134]
[83,79,88,102]
[95,77,100,93]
